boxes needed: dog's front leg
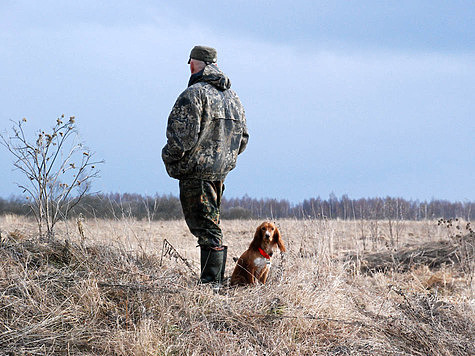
[258,267,269,284]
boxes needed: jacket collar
[187,64,231,90]
[188,68,205,87]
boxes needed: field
[0,215,473,355]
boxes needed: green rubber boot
[200,246,227,285]
[221,246,227,284]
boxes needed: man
[162,45,249,285]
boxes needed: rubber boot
[200,246,225,285]
[220,246,228,284]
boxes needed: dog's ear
[249,224,263,250]
[274,227,286,252]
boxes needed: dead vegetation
[0,216,473,355]
[347,233,474,273]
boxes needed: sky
[0,0,474,203]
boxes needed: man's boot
[220,245,227,284]
[200,246,225,285]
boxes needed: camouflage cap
[188,45,217,64]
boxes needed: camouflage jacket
[162,64,249,181]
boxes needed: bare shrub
[1,116,103,238]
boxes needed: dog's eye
[261,227,266,231]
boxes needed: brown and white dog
[230,222,286,286]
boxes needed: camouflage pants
[179,179,224,248]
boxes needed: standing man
[162,46,249,286]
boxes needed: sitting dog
[230,222,286,286]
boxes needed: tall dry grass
[0,215,473,355]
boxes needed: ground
[0,215,473,355]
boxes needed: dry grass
[0,215,473,355]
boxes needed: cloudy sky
[1,0,474,203]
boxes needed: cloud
[0,2,473,201]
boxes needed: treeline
[0,193,473,221]
[222,194,473,220]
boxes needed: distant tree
[222,206,252,220]
[0,116,103,238]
